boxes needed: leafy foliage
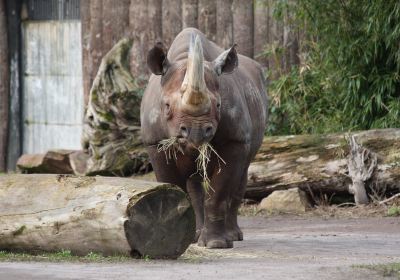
[267,0,400,135]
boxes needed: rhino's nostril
[204,126,213,138]
[180,125,189,138]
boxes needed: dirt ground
[0,215,399,280]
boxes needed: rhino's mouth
[157,137,226,193]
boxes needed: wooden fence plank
[0,0,9,171]
[232,0,254,58]
[88,0,103,94]
[102,0,130,53]
[216,0,233,49]
[198,0,216,42]
[162,0,182,47]
[182,0,198,28]
[80,0,91,106]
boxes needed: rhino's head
[147,34,238,147]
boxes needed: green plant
[356,263,400,279]
[387,206,400,217]
[266,0,400,135]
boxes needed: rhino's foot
[197,229,233,249]
[226,226,243,241]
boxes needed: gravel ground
[0,216,399,280]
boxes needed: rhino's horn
[181,35,210,109]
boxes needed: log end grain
[124,185,195,259]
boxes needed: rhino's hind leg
[226,169,248,241]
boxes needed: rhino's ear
[147,42,170,75]
[213,44,238,76]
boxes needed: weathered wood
[0,174,195,258]
[216,0,233,49]
[0,0,9,171]
[82,38,148,176]
[102,0,130,53]
[232,0,253,58]
[198,0,216,42]
[182,0,198,28]
[246,129,400,200]
[162,0,182,47]
[129,0,162,83]
[6,0,23,170]
[347,136,377,205]
[17,150,75,174]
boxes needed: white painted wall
[22,21,83,153]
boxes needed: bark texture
[0,174,195,259]
[0,0,9,171]
[246,129,400,200]
[82,38,149,176]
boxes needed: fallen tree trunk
[0,174,195,259]
[246,129,400,200]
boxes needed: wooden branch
[379,193,400,205]
[0,174,195,259]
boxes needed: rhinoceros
[141,28,268,248]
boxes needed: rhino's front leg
[198,143,249,249]
[186,176,205,242]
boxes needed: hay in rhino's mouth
[157,137,226,193]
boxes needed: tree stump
[347,135,377,205]
[0,174,195,259]
[81,38,149,176]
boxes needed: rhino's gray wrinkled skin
[141,28,268,248]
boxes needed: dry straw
[157,138,226,193]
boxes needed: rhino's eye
[164,103,171,116]
[217,103,221,109]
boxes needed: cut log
[246,129,400,200]
[0,174,195,259]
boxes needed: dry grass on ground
[239,197,400,219]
